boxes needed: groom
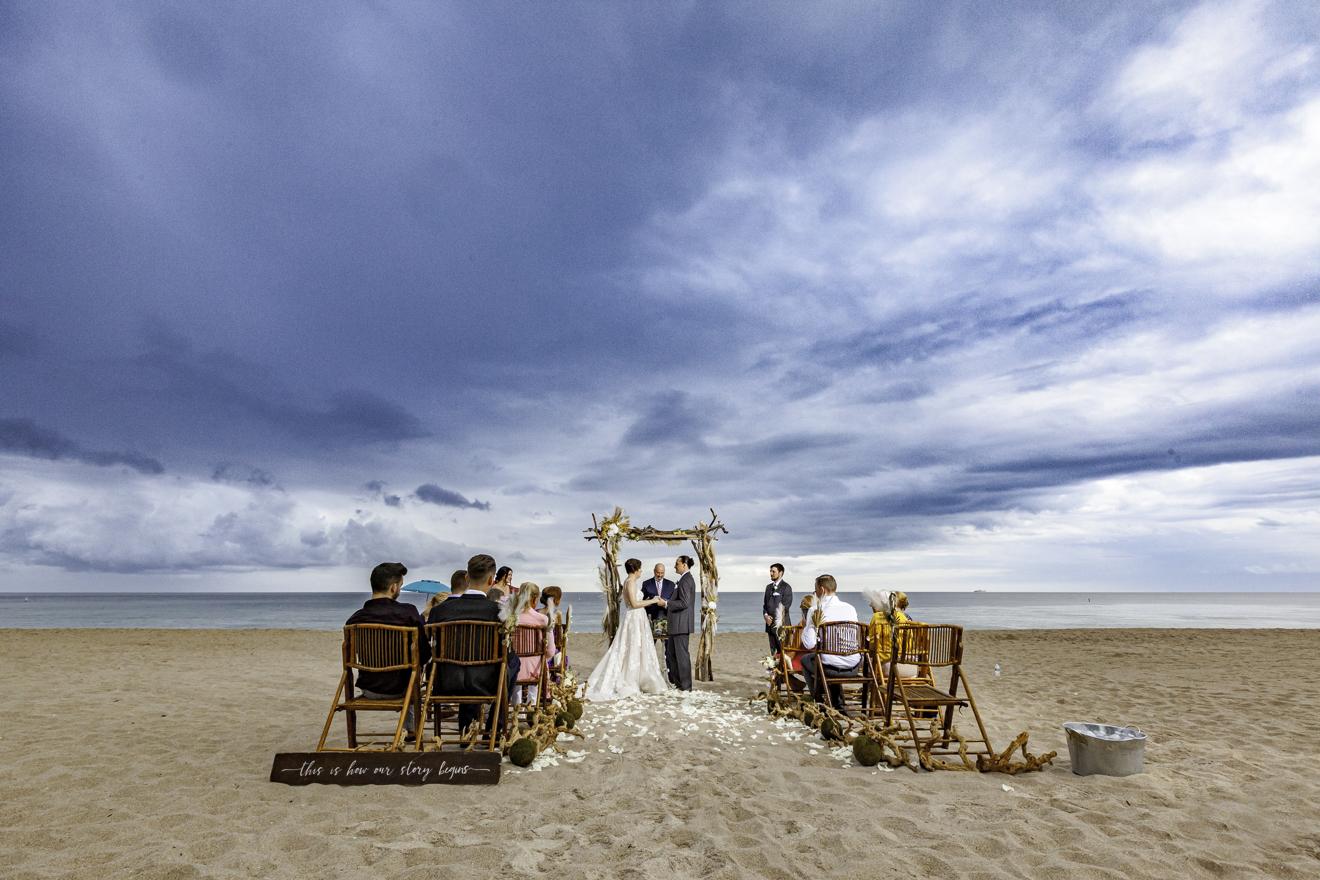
[657,554,695,691]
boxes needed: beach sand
[3,628,1318,879]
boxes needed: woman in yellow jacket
[864,589,922,681]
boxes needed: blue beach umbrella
[401,579,450,595]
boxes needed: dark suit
[640,576,675,622]
[664,571,696,690]
[345,597,431,694]
[762,579,793,654]
[426,592,520,733]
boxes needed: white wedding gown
[585,579,668,702]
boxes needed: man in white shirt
[799,574,860,705]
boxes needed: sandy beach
[3,628,1319,879]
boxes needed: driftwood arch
[585,507,728,682]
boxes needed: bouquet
[650,617,669,639]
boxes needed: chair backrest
[780,623,804,652]
[342,624,419,672]
[512,623,547,659]
[426,621,504,666]
[817,621,867,657]
[895,623,960,667]
[555,609,570,651]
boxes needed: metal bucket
[1063,722,1147,776]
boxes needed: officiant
[641,562,675,639]
[762,563,793,654]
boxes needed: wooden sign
[270,751,501,786]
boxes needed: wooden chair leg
[897,685,925,768]
[959,670,994,753]
[940,669,960,748]
[490,669,508,751]
[317,674,348,751]
[346,709,357,749]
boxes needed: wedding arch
[584,507,728,682]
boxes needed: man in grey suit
[657,554,696,691]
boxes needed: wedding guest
[799,574,859,707]
[450,569,468,595]
[427,554,520,737]
[762,563,793,654]
[422,570,468,615]
[513,582,558,704]
[487,566,514,602]
[540,585,566,676]
[344,561,431,735]
[864,588,921,680]
[540,585,563,616]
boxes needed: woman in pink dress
[514,583,558,703]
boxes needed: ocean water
[2,591,1318,631]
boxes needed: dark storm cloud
[0,418,164,474]
[972,394,1320,489]
[134,331,429,447]
[364,480,403,508]
[211,462,277,488]
[752,385,1320,554]
[622,391,715,451]
[818,292,1145,370]
[415,483,490,511]
[856,380,934,405]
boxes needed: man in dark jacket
[762,563,793,654]
[344,561,430,734]
[426,553,520,735]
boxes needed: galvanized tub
[1063,722,1147,776]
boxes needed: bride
[586,557,668,701]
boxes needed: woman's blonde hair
[518,581,540,608]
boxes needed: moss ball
[555,709,575,730]
[853,735,885,767]
[507,737,538,767]
[820,719,841,742]
[566,699,584,721]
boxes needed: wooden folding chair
[882,623,995,764]
[873,619,935,691]
[510,623,552,728]
[316,623,421,752]
[770,623,805,698]
[420,621,509,751]
[809,621,883,717]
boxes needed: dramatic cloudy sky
[3,1,1319,593]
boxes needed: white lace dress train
[585,606,668,702]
